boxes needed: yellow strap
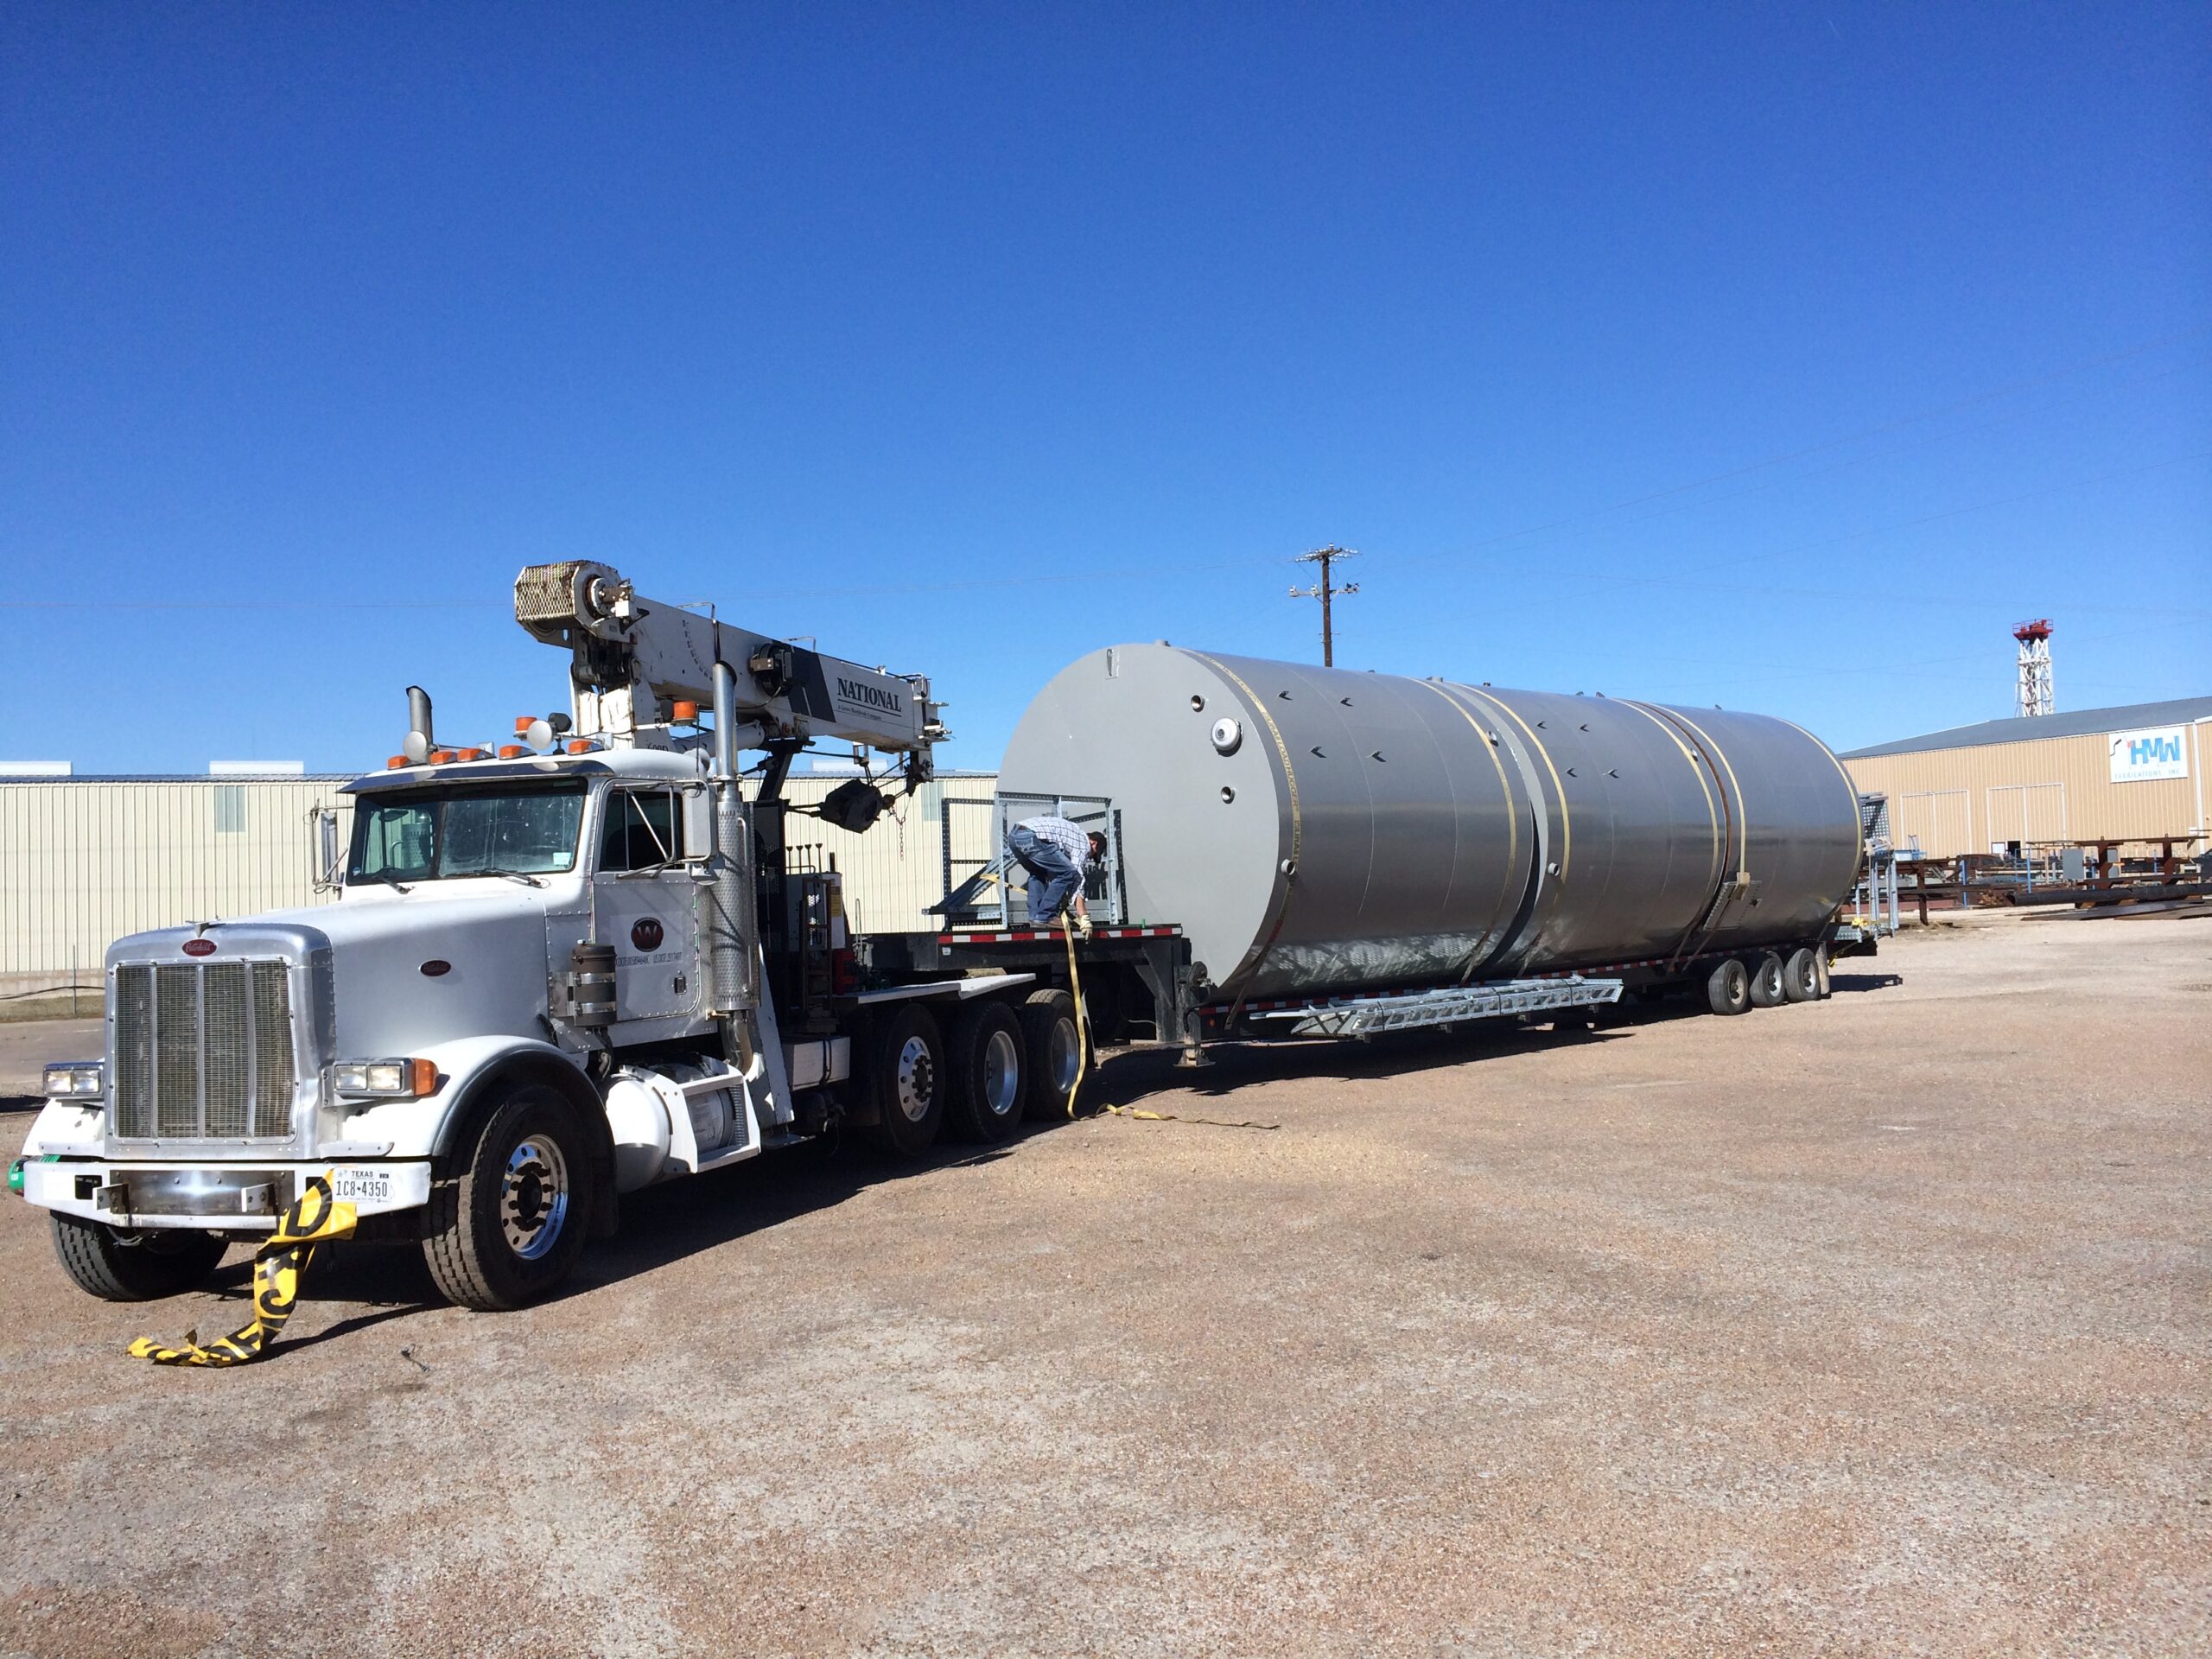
[1061,924,1277,1130]
[128,1173,358,1368]
[1062,921,1090,1117]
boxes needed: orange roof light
[515,715,534,733]
[566,739,593,754]
[671,700,699,722]
[429,749,455,764]
[456,747,485,761]
[499,745,524,759]
[386,755,408,769]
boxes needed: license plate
[328,1167,394,1205]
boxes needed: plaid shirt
[1016,815,1092,868]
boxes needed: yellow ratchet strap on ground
[128,1173,359,1367]
[1059,923,1279,1133]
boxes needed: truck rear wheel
[423,1084,591,1312]
[1019,988,1085,1121]
[50,1215,226,1302]
[944,1001,1026,1143]
[1783,947,1821,1002]
[1706,957,1751,1015]
[1747,951,1788,1007]
[859,1004,947,1157]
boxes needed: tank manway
[998,645,1865,1001]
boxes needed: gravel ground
[2,913,2206,1657]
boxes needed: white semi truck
[12,562,1133,1310]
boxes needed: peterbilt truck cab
[12,563,1074,1310]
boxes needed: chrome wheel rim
[894,1035,937,1122]
[501,1137,570,1262]
[982,1029,1020,1119]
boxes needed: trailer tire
[1019,989,1086,1122]
[1706,957,1751,1015]
[1747,952,1787,1007]
[1783,947,1821,1002]
[944,1001,1026,1143]
[50,1215,226,1302]
[858,1004,947,1157]
[422,1084,591,1312]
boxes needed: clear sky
[3,4,2207,776]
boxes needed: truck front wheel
[51,1215,226,1301]
[423,1084,591,1312]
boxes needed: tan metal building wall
[1844,721,2209,858]
[769,772,1000,937]
[1,778,358,993]
[1,772,1003,991]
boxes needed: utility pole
[1289,545,1358,667]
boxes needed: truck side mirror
[312,807,342,892]
[682,785,715,861]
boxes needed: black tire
[1746,951,1786,1007]
[1783,947,1821,1003]
[1019,988,1086,1122]
[50,1215,226,1302]
[1706,957,1751,1016]
[423,1084,592,1312]
[944,1001,1026,1143]
[857,1003,947,1157]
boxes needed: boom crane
[513,559,947,781]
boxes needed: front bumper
[16,1157,431,1230]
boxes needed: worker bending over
[1007,813,1104,935]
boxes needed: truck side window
[599,789,683,872]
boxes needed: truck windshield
[349,783,587,883]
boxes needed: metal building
[1,770,1001,1001]
[1840,697,2212,859]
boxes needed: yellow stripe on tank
[1457,684,1572,881]
[1414,679,1522,959]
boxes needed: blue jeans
[1007,824,1081,925]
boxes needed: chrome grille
[112,960,296,1141]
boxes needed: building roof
[1840,696,2212,760]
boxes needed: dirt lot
[2,913,2206,1657]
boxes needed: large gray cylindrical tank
[998,646,1864,1001]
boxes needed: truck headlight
[329,1058,439,1098]
[43,1062,104,1099]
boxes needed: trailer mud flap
[127,1173,358,1368]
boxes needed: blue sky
[3,3,2206,775]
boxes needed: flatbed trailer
[885,918,1846,1076]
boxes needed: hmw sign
[2108,725,2189,784]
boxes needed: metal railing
[940,792,1128,927]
